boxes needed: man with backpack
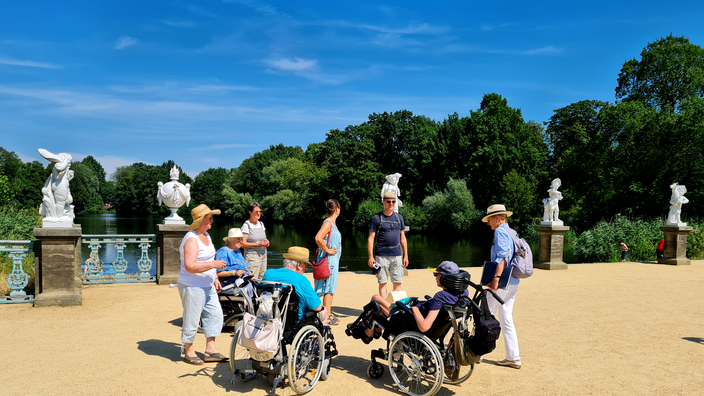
[368,191,409,297]
[482,204,522,369]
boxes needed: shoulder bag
[313,224,331,280]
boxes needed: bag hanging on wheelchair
[238,313,282,356]
[466,293,502,356]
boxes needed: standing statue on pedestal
[666,183,688,226]
[380,173,403,213]
[38,148,75,228]
[157,166,191,224]
[541,178,563,225]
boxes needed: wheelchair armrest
[303,310,318,320]
[396,301,413,316]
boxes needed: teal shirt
[263,268,321,320]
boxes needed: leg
[201,286,224,355]
[178,284,207,360]
[388,256,404,292]
[323,293,333,318]
[487,283,520,363]
[375,256,390,297]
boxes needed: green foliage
[222,185,252,221]
[113,161,192,216]
[353,198,383,230]
[0,206,42,240]
[0,174,16,206]
[230,144,304,200]
[616,34,704,113]
[422,179,482,234]
[261,189,304,222]
[685,219,704,260]
[399,202,428,232]
[191,167,230,214]
[571,216,666,263]
[70,162,103,214]
[496,170,537,228]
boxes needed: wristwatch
[494,275,501,278]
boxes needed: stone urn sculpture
[157,166,191,225]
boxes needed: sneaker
[496,359,521,369]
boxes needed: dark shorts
[621,251,628,261]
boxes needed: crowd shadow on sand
[683,337,704,345]
[137,339,182,362]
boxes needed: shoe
[496,359,521,369]
[328,315,340,325]
[183,355,204,365]
[203,352,229,362]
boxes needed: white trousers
[486,282,520,361]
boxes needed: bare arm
[411,307,440,333]
[241,232,265,249]
[488,258,506,291]
[400,230,409,267]
[368,232,376,267]
[315,220,337,255]
[183,238,226,274]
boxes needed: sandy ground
[2,261,704,396]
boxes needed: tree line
[2,34,703,236]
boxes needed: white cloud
[267,58,317,71]
[0,57,63,69]
[114,36,139,50]
[524,46,561,55]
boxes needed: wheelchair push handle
[485,289,505,305]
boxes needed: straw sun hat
[481,204,513,223]
[223,228,244,242]
[188,204,221,231]
[282,246,312,266]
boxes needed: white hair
[283,258,298,268]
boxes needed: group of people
[175,193,524,371]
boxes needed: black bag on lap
[467,293,501,356]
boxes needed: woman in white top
[241,202,270,278]
[178,204,227,365]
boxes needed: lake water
[74,214,505,272]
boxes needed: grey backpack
[505,227,534,279]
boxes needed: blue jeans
[178,284,223,343]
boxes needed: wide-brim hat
[481,204,513,223]
[383,191,397,199]
[282,246,311,266]
[188,204,221,231]
[223,228,244,242]
[429,261,460,275]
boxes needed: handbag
[312,226,332,280]
[237,312,282,356]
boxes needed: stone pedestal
[533,225,570,270]
[157,224,189,285]
[33,225,82,307]
[657,226,693,265]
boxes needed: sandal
[203,352,229,362]
[183,355,204,365]
[328,315,340,325]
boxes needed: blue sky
[1,1,703,179]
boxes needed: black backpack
[466,293,502,356]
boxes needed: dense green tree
[191,167,230,213]
[422,179,482,233]
[70,162,103,214]
[230,144,303,199]
[222,185,252,221]
[114,163,169,215]
[495,169,537,228]
[616,34,704,113]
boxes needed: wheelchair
[226,277,338,395]
[345,271,504,396]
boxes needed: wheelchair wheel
[229,322,256,382]
[287,325,324,394]
[443,363,473,385]
[388,332,444,396]
[367,362,384,379]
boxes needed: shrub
[353,198,382,230]
[399,202,428,232]
[422,179,482,233]
[0,206,40,296]
[572,216,666,262]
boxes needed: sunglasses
[385,200,396,204]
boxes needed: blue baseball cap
[429,261,460,275]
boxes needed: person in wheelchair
[216,228,251,279]
[347,261,468,343]
[262,246,329,325]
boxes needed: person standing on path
[314,199,342,325]
[241,202,270,279]
[483,204,521,369]
[368,191,409,297]
[620,241,629,262]
[656,239,665,259]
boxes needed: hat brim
[223,235,244,242]
[481,210,513,223]
[187,209,221,231]
[282,253,311,266]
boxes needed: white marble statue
[541,178,563,225]
[667,182,689,226]
[157,166,191,224]
[38,148,75,228]
[381,173,403,213]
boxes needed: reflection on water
[75,214,498,272]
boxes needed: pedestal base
[33,290,83,307]
[157,224,189,285]
[42,217,74,228]
[533,225,570,270]
[657,226,693,266]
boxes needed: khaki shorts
[375,255,404,284]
